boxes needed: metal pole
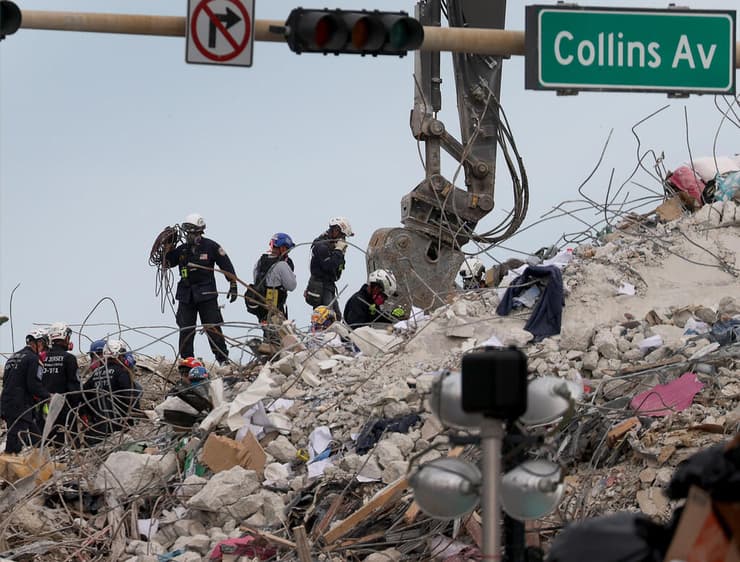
[18,9,740,64]
[18,10,526,55]
[481,418,505,561]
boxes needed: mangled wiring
[149,225,182,314]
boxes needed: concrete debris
[95,451,178,497]
[0,199,738,561]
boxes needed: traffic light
[0,0,21,40]
[285,8,424,57]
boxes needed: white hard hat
[103,339,127,358]
[183,213,206,230]
[48,321,71,341]
[368,269,398,296]
[27,327,49,344]
[328,216,354,237]
[459,258,485,279]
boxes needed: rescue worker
[177,356,203,384]
[41,322,81,445]
[163,213,238,365]
[310,306,337,333]
[305,217,353,320]
[88,339,106,371]
[81,339,138,444]
[0,329,51,453]
[459,257,487,290]
[248,232,297,354]
[344,269,406,328]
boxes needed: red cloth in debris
[630,372,704,417]
[209,535,277,561]
[667,166,705,203]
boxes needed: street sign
[186,0,254,67]
[525,6,736,95]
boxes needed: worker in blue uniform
[164,213,238,364]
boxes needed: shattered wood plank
[328,531,387,550]
[612,356,683,376]
[403,446,465,524]
[322,477,409,545]
[239,525,296,549]
[525,520,542,549]
[607,417,641,446]
[293,526,312,562]
[311,493,345,540]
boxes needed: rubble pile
[0,200,738,561]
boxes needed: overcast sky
[1,0,737,362]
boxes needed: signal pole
[19,9,526,56]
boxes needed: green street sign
[525,6,736,94]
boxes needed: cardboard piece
[200,432,266,476]
[664,486,740,562]
[0,449,64,483]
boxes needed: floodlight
[500,459,564,521]
[430,370,485,429]
[409,457,482,519]
[519,377,583,426]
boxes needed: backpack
[245,255,280,317]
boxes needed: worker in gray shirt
[246,233,297,354]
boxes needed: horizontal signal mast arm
[20,10,524,55]
[19,10,740,63]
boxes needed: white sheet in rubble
[137,518,159,539]
[208,377,224,407]
[639,334,663,352]
[198,402,229,432]
[543,249,574,268]
[617,282,636,296]
[267,398,294,412]
[477,334,505,348]
[308,425,332,460]
[513,285,541,308]
[154,395,199,418]
[307,458,333,479]
[394,306,429,332]
[226,366,276,430]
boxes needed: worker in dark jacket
[344,269,406,328]
[81,339,137,444]
[164,213,238,364]
[42,322,81,445]
[1,329,51,453]
[305,217,353,320]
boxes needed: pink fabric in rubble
[630,372,704,417]
[667,166,705,203]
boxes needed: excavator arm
[367,0,511,310]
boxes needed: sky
[1,0,737,362]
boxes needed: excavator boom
[367,0,508,310]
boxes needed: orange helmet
[179,357,203,371]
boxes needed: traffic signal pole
[20,9,740,64]
[20,10,526,55]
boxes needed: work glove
[391,306,406,319]
[41,403,49,416]
[227,282,238,303]
[368,304,377,316]
[334,240,348,253]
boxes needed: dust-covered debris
[1,199,738,561]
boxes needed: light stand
[411,348,577,561]
[481,418,505,560]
